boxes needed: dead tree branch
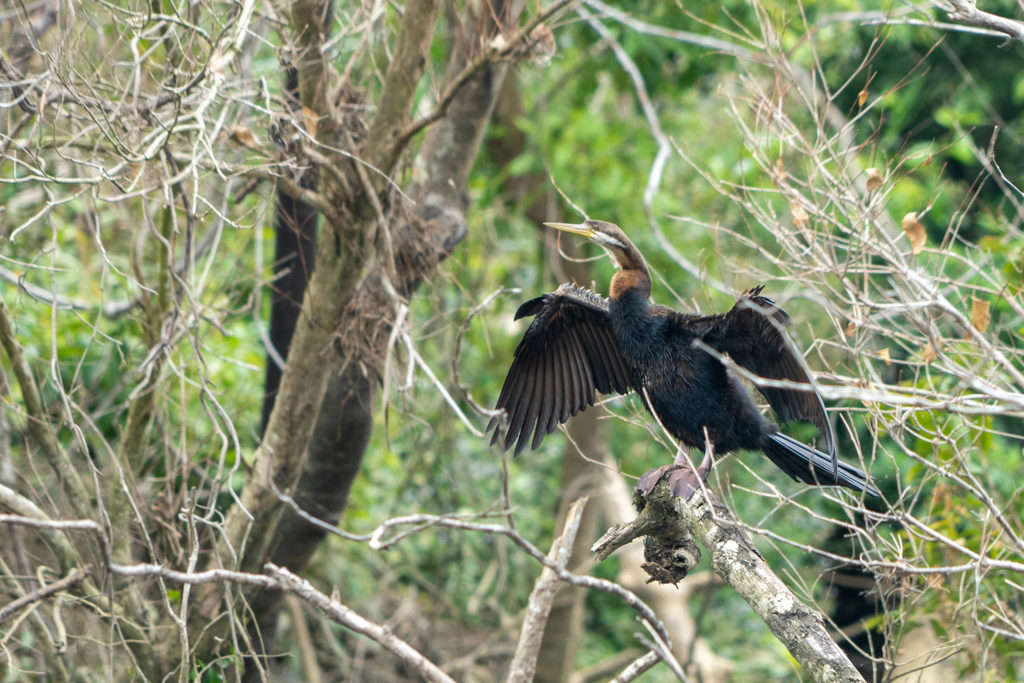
[265,564,456,683]
[943,0,1024,44]
[0,567,90,624]
[507,497,588,682]
[594,480,865,683]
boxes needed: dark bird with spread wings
[488,220,879,497]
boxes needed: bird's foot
[636,448,714,499]
[636,463,702,498]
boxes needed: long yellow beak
[543,221,593,239]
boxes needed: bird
[488,219,879,498]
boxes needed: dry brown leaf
[845,321,857,337]
[865,167,883,192]
[877,348,891,366]
[902,212,926,254]
[301,106,318,138]
[791,201,809,228]
[226,126,261,150]
[857,89,868,107]
[970,297,990,333]
[527,23,556,65]
[922,342,937,364]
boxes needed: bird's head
[543,220,643,272]
[544,219,651,299]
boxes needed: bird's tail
[761,432,880,497]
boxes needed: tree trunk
[247,0,526,653]
[535,409,605,682]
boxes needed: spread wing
[698,286,836,456]
[488,283,634,456]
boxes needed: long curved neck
[604,233,655,368]
[605,234,651,301]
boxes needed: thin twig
[396,0,578,149]
[266,564,456,683]
[0,567,91,624]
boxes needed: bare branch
[593,481,864,683]
[943,0,1024,43]
[609,651,661,683]
[0,567,91,624]
[396,0,578,149]
[508,497,588,682]
[265,564,456,683]
[364,0,444,173]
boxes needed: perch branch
[593,480,864,683]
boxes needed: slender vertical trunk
[261,66,318,434]
[534,409,605,682]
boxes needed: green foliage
[4,0,1024,679]
[337,2,1024,677]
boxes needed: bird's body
[489,220,879,497]
[611,292,768,455]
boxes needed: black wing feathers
[702,287,837,456]
[514,295,547,320]
[489,284,633,456]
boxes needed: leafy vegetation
[1,0,1023,680]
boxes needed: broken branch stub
[592,478,702,584]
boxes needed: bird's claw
[636,465,675,495]
[636,463,703,498]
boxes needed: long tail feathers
[762,432,880,497]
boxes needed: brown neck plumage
[609,268,650,299]
[608,242,651,300]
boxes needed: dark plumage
[488,219,879,497]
